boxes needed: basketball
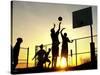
[58,16,62,21]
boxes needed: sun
[60,57,67,68]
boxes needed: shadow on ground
[11,60,97,74]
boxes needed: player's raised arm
[60,28,66,37]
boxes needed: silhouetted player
[43,48,51,68]
[32,44,46,68]
[13,38,23,69]
[50,22,61,68]
[60,28,73,66]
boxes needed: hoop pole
[27,47,29,68]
